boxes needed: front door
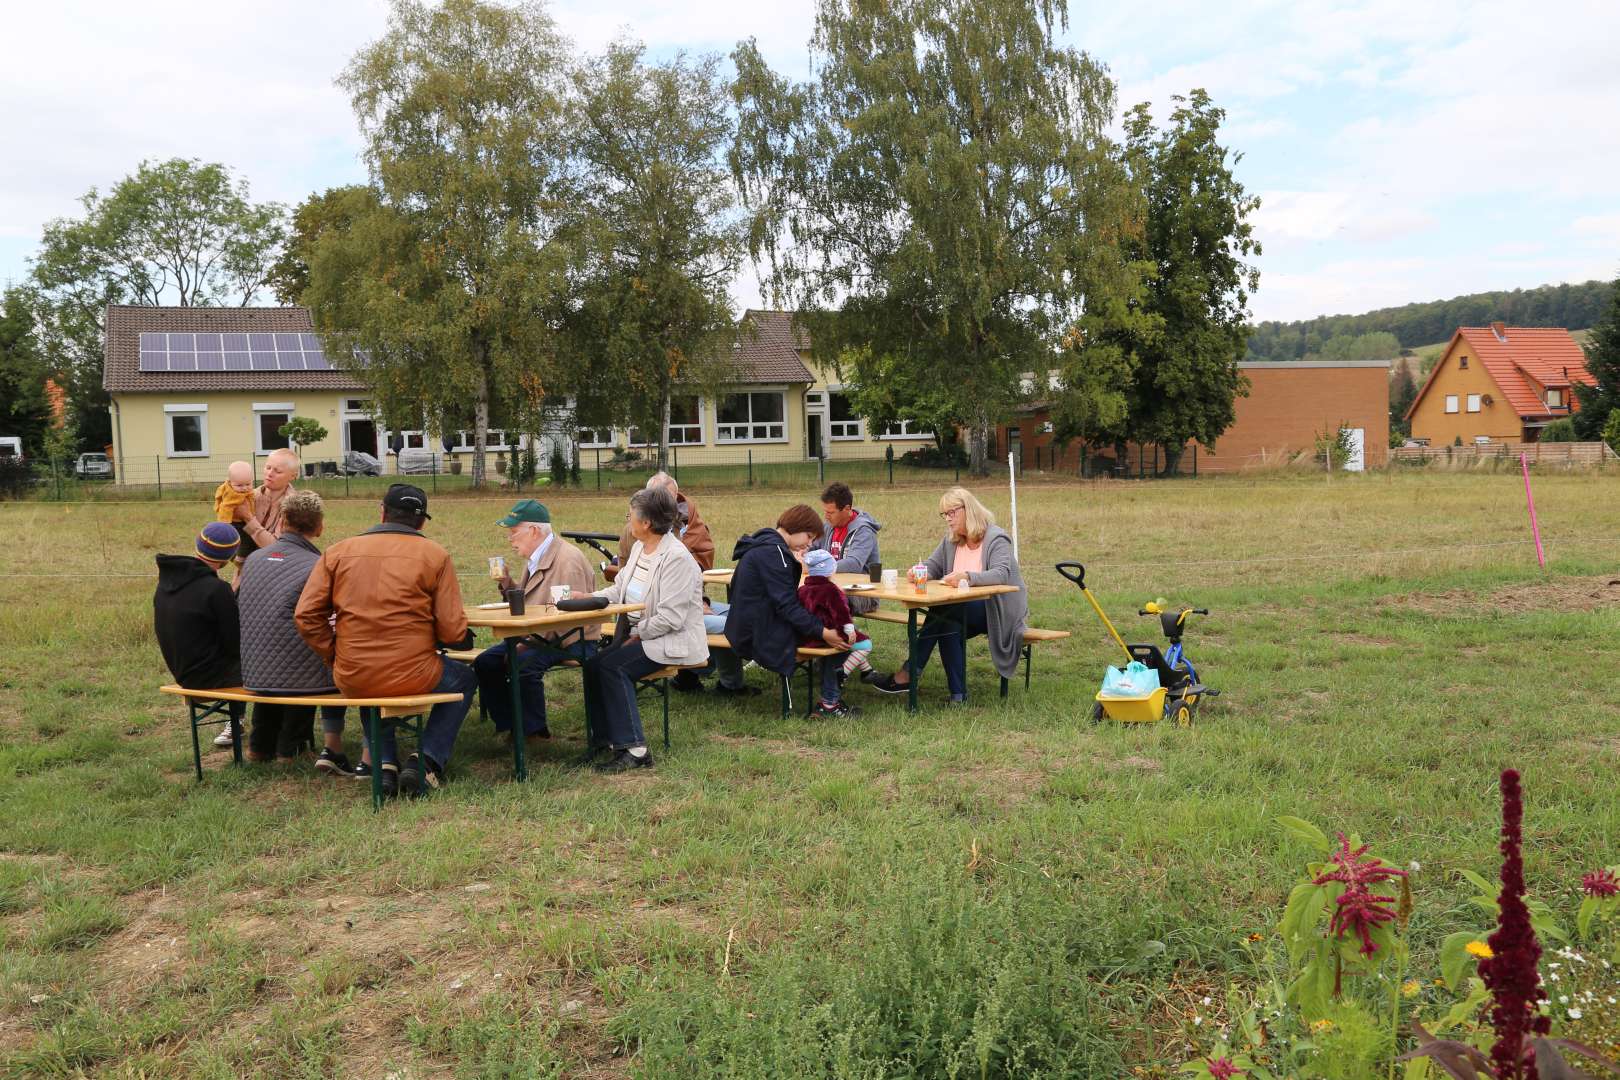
[807,414,824,459]
[346,418,378,457]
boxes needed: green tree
[1572,276,1620,440]
[277,416,329,452]
[1601,409,1620,455]
[1118,91,1260,475]
[559,43,744,465]
[0,287,51,456]
[28,158,287,452]
[305,0,572,489]
[731,0,1139,475]
[267,185,376,305]
[1540,417,1577,442]
[1306,330,1400,364]
[1389,361,1418,437]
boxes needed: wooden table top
[463,602,643,638]
[699,566,1014,607]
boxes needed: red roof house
[1406,323,1593,444]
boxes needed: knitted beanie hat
[803,549,837,578]
[196,521,241,563]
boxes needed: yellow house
[1406,323,1593,446]
[577,310,937,466]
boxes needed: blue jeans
[361,659,478,769]
[912,600,988,698]
[818,655,843,705]
[473,638,597,736]
[581,641,663,749]
[703,600,730,636]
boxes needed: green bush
[0,456,32,499]
[1541,417,1578,442]
[1602,408,1620,454]
[547,442,568,486]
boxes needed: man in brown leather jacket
[295,484,476,798]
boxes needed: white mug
[880,569,899,588]
[957,577,971,591]
[550,584,571,603]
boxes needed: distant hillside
[1246,279,1611,363]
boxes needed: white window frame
[1444,395,1460,414]
[715,391,788,444]
[164,403,209,457]
[1466,394,1482,413]
[827,391,864,440]
[1546,388,1563,408]
[577,427,617,450]
[253,402,295,454]
[343,398,371,414]
[629,398,705,447]
[451,429,514,451]
[880,419,934,440]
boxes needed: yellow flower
[1310,1019,1335,1034]
[1402,979,1423,998]
[1466,941,1494,960]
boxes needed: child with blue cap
[797,548,875,717]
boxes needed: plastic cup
[488,556,506,580]
[957,577,970,591]
[867,561,882,583]
[880,569,899,589]
[504,588,525,616]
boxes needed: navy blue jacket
[723,529,825,675]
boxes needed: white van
[0,437,23,460]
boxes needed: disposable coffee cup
[550,584,571,604]
[867,561,882,582]
[957,577,971,591]
[504,588,526,616]
[880,569,899,588]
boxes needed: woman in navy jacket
[721,505,849,690]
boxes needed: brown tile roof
[1405,326,1592,421]
[104,305,367,394]
[724,310,813,383]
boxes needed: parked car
[340,451,382,476]
[75,452,114,479]
[0,436,22,460]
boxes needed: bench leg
[804,660,814,716]
[661,679,670,752]
[1024,644,1032,691]
[1000,674,1009,699]
[189,701,204,782]
[779,675,790,721]
[229,704,243,767]
[507,641,527,782]
[362,706,382,811]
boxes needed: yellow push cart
[1054,562,1218,726]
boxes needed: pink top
[951,543,984,577]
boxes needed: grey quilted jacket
[238,532,338,694]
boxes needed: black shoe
[593,747,654,773]
[813,700,860,719]
[352,761,372,781]
[568,745,612,770]
[713,683,761,698]
[399,753,445,798]
[671,670,705,694]
[379,763,399,799]
[315,749,353,776]
[868,674,910,695]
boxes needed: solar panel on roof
[305,350,332,371]
[136,330,346,374]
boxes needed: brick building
[997,360,1391,475]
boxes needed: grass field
[2,471,1618,1077]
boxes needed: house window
[164,404,209,457]
[344,399,371,413]
[1444,395,1460,414]
[881,420,934,439]
[828,392,863,439]
[716,392,786,442]
[1458,355,1468,369]
[451,430,513,451]
[1546,388,1563,408]
[631,397,704,446]
[578,427,616,449]
[253,403,294,453]
[1466,394,1482,413]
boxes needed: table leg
[363,706,382,811]
[229,703,243,766]
[906,608,919,714]
[189,701,203,782]
[507,640,527,782]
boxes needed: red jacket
[796,576,871,647]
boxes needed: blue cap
[803,549,837,577]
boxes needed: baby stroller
[1055,562,1218,726]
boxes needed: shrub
[0,457,32,500]
[547,442,568,486]
[1605,409,1620,455]
[900,442,967,469]
[1540,417,1578,442]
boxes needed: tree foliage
[1305,330,1400,364]
[1389,361,1418,438]
[1572,276,1620,441]
[0,288,52,456]
[277,416,329,450]
[1247,280,1612,362]
[1114,91,1260,474]
[304,0,572,488]
[559,43,744,461]
[731,0,1139,474]
[267,185,375,306]
[27,158,286,454]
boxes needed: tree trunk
[657,389,671,471]
[471,361,490,489]
[1161,441,1183,477]
[968,420,990,476]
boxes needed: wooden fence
[1389,441,1618,466]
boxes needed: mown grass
[1,471,1618,1077]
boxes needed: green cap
[496,499,551,527]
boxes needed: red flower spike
[1480,769,1549,1080]
[1582,868,1619,899]
[1206,1057,1245,1080]
[1311,832,1408,957]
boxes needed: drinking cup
[488,556,506,580]
[867,561,882,583]
[505,588,525,616]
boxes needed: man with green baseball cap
[475,498,596,740]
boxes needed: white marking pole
[1008,451,1019,560]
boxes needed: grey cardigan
[925,525,1029,678]
[595,530,709,666]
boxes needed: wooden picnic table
[700,566,1017,711]
[462,602,643,778]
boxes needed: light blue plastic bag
[1100,660,1160,696]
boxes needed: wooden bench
[159,684,465,808]
[854,610,1072,697]
[704,633,843,718]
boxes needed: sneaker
[379,762,399,800]
[399,753,445,798]
[212,722,240,748]
[315,749,353,776]
[867,674,910,695]
[813,700,860,719]
[713,683,761,698]
[671,670,705,694]
[351,760,372,781]
[593,747,654,773]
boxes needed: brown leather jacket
[294,523,470,697]
[606,492,714,579]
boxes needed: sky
[2,0,1616,325]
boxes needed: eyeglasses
[939,506,963,519]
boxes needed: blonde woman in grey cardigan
[868,487,1028,703]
